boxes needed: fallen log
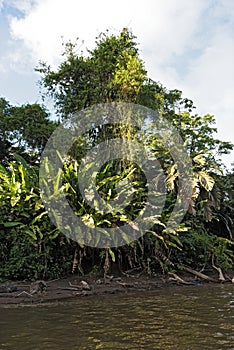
[182,266,219,282]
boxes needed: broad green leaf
[1,221,22,227]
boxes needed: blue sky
[0,0,233,168]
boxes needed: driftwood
[212,265,226,281]
[69,281,82,289]
[69,280,91,290]
[182,266,219,282]
[57,282,83,291]
[14,280,47,297]
[16,291,33,298]
[168,272,193,285]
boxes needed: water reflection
[0,284,233,349]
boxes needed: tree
[37,28,147,117]
[37,29,232,165]
[31,28,234,272]
[0,98,57,164]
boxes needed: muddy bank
[0,270,233,305]
[0,275,167,304]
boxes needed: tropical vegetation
[0,29,233,281]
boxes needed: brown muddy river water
[0,284,233,349]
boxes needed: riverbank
[0,269,233,305]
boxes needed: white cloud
[9,0,135,67]
[213,0,234,21]
[184,31,234,113]
[6,0,209,92]
[137,0,207,64]
[8,0,208,68]
[4,0,37,14]
[180,19,234,168]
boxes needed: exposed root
[211,255,226,282]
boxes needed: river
[0,284,233,349]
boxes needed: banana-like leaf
[193,154,206,166]
[197,171,215,191]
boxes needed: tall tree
[37,29,232,164]
[37,28,147,117]
[37,28,233,270]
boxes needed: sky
[0,0,233,169]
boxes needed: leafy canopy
[0,98,57,164]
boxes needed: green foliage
[37,28,147,117]
[212,237,234,270]
[0,156,72,280]
[171,217,234,271]
[0,29,233,280]
[0,98,57,164]
[37,28,233,274]
[173,228,213,268]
